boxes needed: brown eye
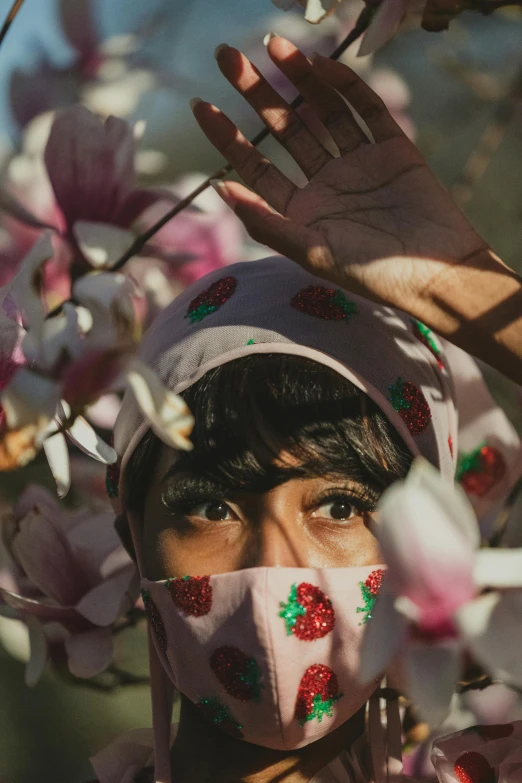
[315,499,356,522]
[192,502,231,521]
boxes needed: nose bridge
[256,514,306,568]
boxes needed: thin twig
[110,5,374,273]
[0,0,25,48]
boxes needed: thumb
[211,180,333,275]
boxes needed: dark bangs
[125,354,412,513]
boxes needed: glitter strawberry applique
[291,286,357,321]
[166,575,212,617]
[411,320,444,370]
[388,377,431,436]
[294,664,343,726]
[141,590,167,653]
[210,646,264,702]
[457,444,506,497]
[279,583,335,641]
[185,276,237,323]
[197,697,244,739]
[356,569,385,624]
[453,752,495,783]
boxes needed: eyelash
[162,485,377,520]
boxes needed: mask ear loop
[149,627,175,783]
[368,685,404,783]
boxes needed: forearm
[411,250,522,384]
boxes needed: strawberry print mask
[141,566,384,751]
[110,257,522,783]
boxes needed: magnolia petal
[10,232,54,330]
[43,431,70,498]
[73,221,135,269]
[65,626,114,678]
[409,459,480,549]
[375,459,477,629]
[12,508,88,605]
[404,641,461,727]
[115,187,178,228]
[303,0,340,23]
[75,566,135,626]
[473,549,522,590]
[455,591,522,688]
[0,188,55,230]
[72,271,139,346]
[1,367,59,428]
[44,106,135,229]
[358,0,409,57]
[358,589,408,684]
[0,588,78,621]
[25,615,48,686]
[126,358,194,451]
[22,302,82,373]
[90,728,157,783]
[66,415,117,464]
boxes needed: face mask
[141,564,385,751]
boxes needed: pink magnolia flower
[359,459,522,727]
[43,105,174,272]
[140,173,246,288]
[0,484,139,682]
[91,725,178,783]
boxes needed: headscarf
[110,256,522,783]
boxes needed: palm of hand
[285,138,487,299]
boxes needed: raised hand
[190,36,490,314]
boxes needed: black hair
[124,354,412,521]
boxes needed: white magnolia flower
[359,459,522,726]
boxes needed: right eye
[190,502,233,522]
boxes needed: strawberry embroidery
[141,590,167,653]
[457,444,506,497]
[279,583,335,641]
[166,575,212,617]
[411,320,444,369]
[197,697,244,739]
[291,286,357,321]
[210,646,264,702]
[387,377,431,436]
[295,664,343,726]
[356,569,385,624]
[185,276,237,323]
[453,752,495,783]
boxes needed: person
[91,38,522,783]
[191,36,522,385]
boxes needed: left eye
[315,499,356,521]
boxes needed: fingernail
[189,97,203,111]
[310,51,325,63]
[263,32,279,46]
[214,43,229,60]
[210,179,236,210]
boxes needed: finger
[265,35,369,155]
[214,44,332,178]
[212,180,335,280]
[190,98,296,215]
[311,54,403,143]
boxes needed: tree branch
[109,5,374,273]
[0,0,25,48]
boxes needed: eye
[314,497,356,521]
[191,501,233,522]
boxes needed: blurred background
[0,0,521,781]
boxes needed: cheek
[312,518,382,568]
[150,523,247,578]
